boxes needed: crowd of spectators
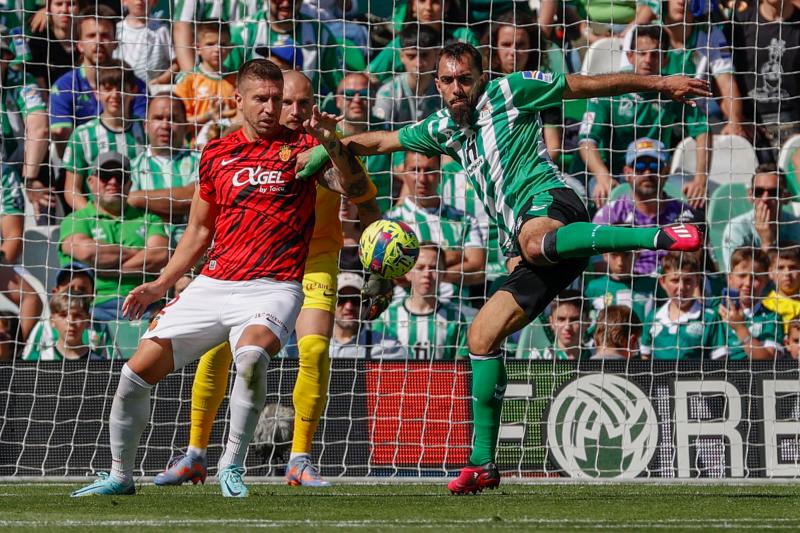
[0,0,798,362]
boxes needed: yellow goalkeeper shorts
[301,251,340,313]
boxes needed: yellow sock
[291,334,331,455]
[189,342,233,450]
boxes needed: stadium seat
[580,37,624,75]
[707,183,751,266]
[515,315,554,358]
[670,135,758,191]
[778,134,800,172]
[107,319,149,359]
[20,226,61,291]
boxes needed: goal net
[1,0,799,480]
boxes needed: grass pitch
[1,481,799,532]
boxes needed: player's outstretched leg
[217,345,271,498]
[72,339,173,497]
[154,342,233,486]
[540,222,702,263]
[287,333,331,487]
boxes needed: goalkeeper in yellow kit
[154,71,386,487]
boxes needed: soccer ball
[359,220,420,279]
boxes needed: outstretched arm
[341,129,404,156]
[564,73,712,105]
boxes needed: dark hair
[730,246,770,273]
[661,250,703,275]
[77,4,117,37]
[439,42,483,74]
[631,25,671,53]
[418,241,447,269]
[552,289,588,317]
[594,305,642,349]
[481,9,545,77]
[400,24,442,50]
[751,162,786,190]
[402,0,467,27]
[196,19,231,40]
[789,320,800,334]
[768,244,800,265]
[149,91,188,121]
[237,58,283,87]
[97,60,137,90]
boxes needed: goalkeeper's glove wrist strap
[351,179,378,205]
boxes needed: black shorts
[501,187,590,320]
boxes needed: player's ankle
[289,452,310,460]
[187,446,207,459]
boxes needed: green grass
[2,482,800,532]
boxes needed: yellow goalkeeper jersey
[308,184,343,257]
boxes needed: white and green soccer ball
[358,220,420,280]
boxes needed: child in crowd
[174,20,238,140]
[23,293,111,361]
[640,251,716,360]
[591,305,642,360]
[763,246,800,332]
[584,247,656,327]
[116,0,175,84]
[710,247,784,360]
[785,320,800,359]
[525,290,591,360]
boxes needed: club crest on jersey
[479,102,493,120]
[279,144,292,162]
[522,70,553,83]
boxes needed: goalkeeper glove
[296,144,331,181]
[360,273,393,321]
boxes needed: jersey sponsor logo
[254,311,289,334]
[221,157,241,167]
[232,166,286,189]
[685,322,704,338]
[479,102,493,121]
[522,70,553,83]
[279,144,292,162]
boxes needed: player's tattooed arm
[564,73,712,105]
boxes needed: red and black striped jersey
[198,127,319,282]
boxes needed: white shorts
[142,275,303,370]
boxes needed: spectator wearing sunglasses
[592,138,698,276]
[721,164,800,272]
[59,152,169,322]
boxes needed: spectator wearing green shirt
[721,164,800,271]
[374,243,475,360]
[579,25,712,209]
[127,93,199,248]
[0,165,24,264]
[63,62,146,211]
[524,289,591,360]
[710,247,784,360]
[591,305,643,360]
[59,152,169,321]
[640,251,715,360]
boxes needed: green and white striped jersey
[398,71,568,256]
[63,118,146,194]
[22,320,115,361]
[440,161,505,280]
[130,147,200,191]
[385,197,484,250]
[374,300,475,360]
[172,0,258,23]
[640,301,716,360]
[1,68,47,164]
[0,165,23,215]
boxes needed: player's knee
[116,364,153,399]
[467,324,495,356]
[233,346,269,385]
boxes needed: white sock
[289,452,310,461]
[218,346,270,470]
[187,446,207,459]
[109,364,153,483]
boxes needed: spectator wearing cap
[22,292,113,361]
[0,34,51,222]
[373,25,442,129]
[59,152,169,321]
[174,20,238,141]
[62,61,146,211]
[330,272,407,359]
[115,0,176,85]
[255,41,303,71]
[228,0,366,95]
[721,164,800,272]
[579,25,712,209]
[592,138,698,276]
[50,5,148,160]
[127,93,199,248]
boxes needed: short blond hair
[49,292,91,317]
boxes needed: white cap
[337,272,364,292]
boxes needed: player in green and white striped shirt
[127,93,199,248]
[63,63,145,211]
[386,152,485,300]
[374,244,474,360]
[299,42,709,493]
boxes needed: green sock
[549,222,660,259]
[469,356,507,466]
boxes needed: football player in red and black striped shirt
[72,59,371,499]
